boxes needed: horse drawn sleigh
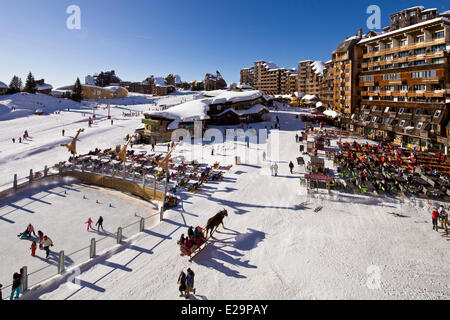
[178,209,228,261]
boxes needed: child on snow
[30,241,37,256]
[85,218,94,231]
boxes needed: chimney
[358,28,363,39]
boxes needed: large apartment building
[240,61,298,95]
[320,61,335,109]
[297,60,325,96]
[347,8,450,152]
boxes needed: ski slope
[11,108,449,300]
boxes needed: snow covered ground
[0,94,449,300]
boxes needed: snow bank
[0,93,83,120]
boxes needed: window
[382,73,400,80]
[384,107,390,113]
[417,122,423,129]
[400,63,408,68]
[414,48,426,55]
[385,117,390,124]
[385,64,393,69]
[385,43,392,49]
[399,120,405,127]
[414,60,425,66]
[372,116,377,122]
[399,40,407,47]
[434,110,441,117]
[398,51,408,58]
[412,70,436,78]
[413,84,426,91]
[372,106,377,111]
[415,109,421,115]
[415,36,424,43]
[400,85,408,92]
[361,105,365,110]
[432,44,446,52]
[433,31,444,39]
[398,108,404,114]
[432,58,444,64]
[361,76,374,82]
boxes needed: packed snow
[0,94,448,300]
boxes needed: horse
[205,209,228,238]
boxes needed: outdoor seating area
[332,141,450,200]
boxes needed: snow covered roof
[208,90,265,105]
[302,94,318,101]
[421,8,437,13]
[0,81,8,89]
[154,77,167,87]
[311,61,325,77]
[216,104,268,117]
[36,83,53,91]
[358,17,446,44]
[103,86,125,92]
[148,90,267,130]
[149,99,211,130]
[263,62,279,70]
[323,109,339,119]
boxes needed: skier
[10,272,21,300]
[273,162,279,177]
[85,217,94,231]
[42,236,53,259]
[289,161,294,174]
[96,216,104,232]
[432,207,439,231]
[177,271,187,298]
[185,268,196,299]
[30,241,37,257]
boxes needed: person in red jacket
[432,208,439,231]
[30,241,37,256]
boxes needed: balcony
[424,91,445,98]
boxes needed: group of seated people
[177,226,207,255]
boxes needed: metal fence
[0,162,166,300]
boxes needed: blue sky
[0,0,447,88]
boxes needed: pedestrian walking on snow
[96,216,104,232]
[10,272,21,300]
[37,230,44,249]
[438,205,448,234]
[42,236,53,258]
[289,161,294,174]
[270,163,274,176]
[178,271,187,297]
[12,138,15,143]
[85,218,94,231]
[262,151,266,161]
[273,162,279,176]
[185,268,196,299]
[62,129,65,136]
[432,208,439,231]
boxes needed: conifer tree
[24,72,36,93]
